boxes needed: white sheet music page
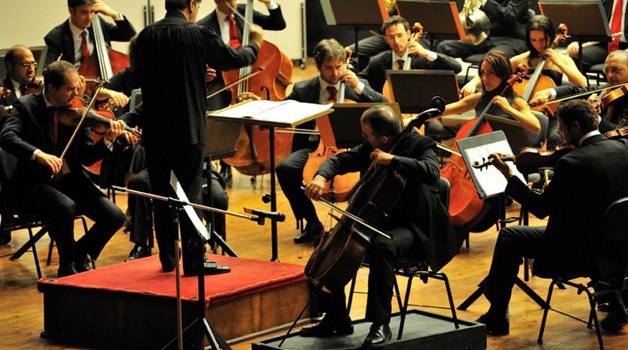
[208,100,333,127]
[463,139,525,198]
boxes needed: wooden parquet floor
[0,60,626,349]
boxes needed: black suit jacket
[44,16,136,66]
[315,132,458,272]
[506,135,628,278]
[0,93,110,194]
[197,4,286,111]
[0,76,19,128]
[358,50,462,93]
[286,76,388,151]
[553,84,628,132]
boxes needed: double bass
[222,0,293,176]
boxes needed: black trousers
[21,173,124,265]
[276,147,319,223]
[436,37,527,59]
[318,227,422,325]
[484,225,544,316]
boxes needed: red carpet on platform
[38,255,310,349]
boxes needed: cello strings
[225,2,255,28]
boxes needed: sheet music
[170,172,211,242]
[208,100,333,128]
[462,139,525,198]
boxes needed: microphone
[244,207,286,224]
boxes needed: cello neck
[91,15,113,80]
[236,0,254,95]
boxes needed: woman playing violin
[442,51,541,134]
[460,15,586,97]
[301,105,456,347]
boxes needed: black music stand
[327,102,403,148]
[538,0,612,71]
[386,69,460,114]
[395,0,465,49]
[484,115,536,154]
[208,100,334,261]
[320,0,390,68]
[455,131,547,310]
[204,118,243,257]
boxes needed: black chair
[537,196,628,349]
[586,63,606,86]
[347,177,459,340]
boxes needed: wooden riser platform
[37,255,310,349]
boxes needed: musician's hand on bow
[305,175,327,200]
[488,153,513,179]
[530,89,552,107]
[36,152,63,175]
[369,148,394,166]
[206,66,217,83]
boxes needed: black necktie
[19,84,27,96]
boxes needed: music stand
[538,0,612,71]
[484,115,536,154]
[455,131,547,310]
[326,102,402,148]
[208,100,333,261]
[320,0,389,68]
[395,0,465,49]
[386,70,460,114]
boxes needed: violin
[599,85,628,112]
[471,144,575,174]
[513,23,569,116]
[603,125,628,139]
[24,75,44,95]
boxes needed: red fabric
[326,86,338,101]
[397,59,405,70]
[38,254,306,308]
[80,31,90,62]
[609,0,624,53]
[227,15,241,48]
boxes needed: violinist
[477,99,628,335]
[531,50,628,133]
[44,0,136,67]
[276,38,387,244]
[301,105,456,347]
[440,51,541,134]
[132,0,263,276]
[198,0,287,181]
[0,61,127,277]
[1,46,41,121]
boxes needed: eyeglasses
[603,66,625,75]
[17,62,38,68]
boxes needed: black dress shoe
[300,315,353,337]
[75,253,94,273]
[125,244,152,262]
[363,323,392,348]
[184,258,231,276]
[293,221,323,244]
[476,312,510,336]
[58,263,78,277]
[219,165,232,182]
[600,308,628,332]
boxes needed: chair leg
[28,227,42,279]
[346,274,358,312]
[46,238,54,266]
[538,280,557,344]
[438,272,459,329]
[397,275,414,340]
[583,287,605,350]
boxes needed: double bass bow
[304,99,445,293]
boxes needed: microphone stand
[111,185,285,350]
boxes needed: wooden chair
[537,196,628,349]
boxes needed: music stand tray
[327,102,402,149]
[320,0,389,27]
[386,70,460,114]
[395,0,465,41]
[538,0,611,42]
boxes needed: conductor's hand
[206,66,217,82]
[36,152,63,175]
[305,175,327,200]
[488,153,513,179]
[248,24,264,48]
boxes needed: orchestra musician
[276,38,387,244]
[44,0,136,67]
[129,0,263,276]
[0,61,127,277]
[301,105,456,347]
[358,15,461,143]
[197,0,286,182]
[440,51,541,134]
[478,99,628,335]
[435,0,530,59]
[1,46,40,122]
[530,50,628,133]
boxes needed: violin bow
[206,66,264,100]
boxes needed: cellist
[276,39,387,244]
[197,0,287,181]
[531,50,628,134]
[302,105,456,347]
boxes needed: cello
[302,49,360,202]
[304,102,445,292]
[222,0,294,176]
[441,67,527,229]
[382,22,424,103]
